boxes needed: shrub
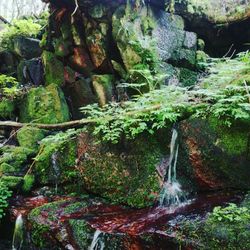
[0,19,41,50]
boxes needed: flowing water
[12,214,24,250]
[159,128,186,207]
[51,152,60,194]
[89,230,105,250]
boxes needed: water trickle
[51,152,60,194]
[88,230,105,250]
[12,214,24,250]
[159,128,186,207]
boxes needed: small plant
[0,19,41,50]
[0,181,12,219]
[209,203,250,223]
[0,74,22,99]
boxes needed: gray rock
[13,37,42,59]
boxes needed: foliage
[0,19,41,50]
[81,86,192,143]
[175,203,250,249]
[0,181,12,219]
[0,74,22,99]
[81,52,250,143]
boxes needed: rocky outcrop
[179,117,250,190]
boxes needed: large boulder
[13,37,42,59]
[19,84,70,124]
[179,117,250,190]
[75,132,168,208]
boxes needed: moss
[22,174,35,192]
[19,84,70,124]
[17,126,47,150]
[30,222,51,248]
[0,146,35,170]
[0,98,15,119]
[34,137,77,185]
[208,117,248,156]
[78,133,163,208]
[0,176,23,190]
[53,38,72,58]
[92,74,114,106]
[0,163,16,175]
[69,219,94,249]
[42,51,64,86]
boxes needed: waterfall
[12,214,24,250]
[51,152,60,194]
[88,230,105,250]
[159,128,186,207]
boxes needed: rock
[34,133,77,185]
[69,47,94,76]
[85,21,109,69]
[19,84,70,124]
[0,98,16,119]
[53,37,72,58]
[0,176,24,190]
[76,132,167,208]
[0,146,35,171]
[112,4,198,78]
[179,117,250,190]
[92,74,114,106]
[17,127,47,150]
[63,77,97,119]
[0,51,18,74]
[13,37,42,59]
[17,58,44,85]
[42,51,65,86]
[172,0,250,25]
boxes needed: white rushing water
[88,230,105,250]
[12,214,24,250]
[51,152,60,194]
[159,128,186,207]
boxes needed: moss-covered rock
[77,132,167,208]
[19,84,70,124]
[172,0,250,25]
[92,74,114,106]
[0,176,24,190]
[17,126,47,150]
[179,117,250,190]
[0,146,35,171]
[85,21,109,69]
[42,51,64,86]
[34,135,77,185]
[0,98,16,119]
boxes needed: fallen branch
[0,118,96,130]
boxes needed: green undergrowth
[0,19,41,50]
[0,181,12,220]
[176,199,250,249]
[81,52,250,143]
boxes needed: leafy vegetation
[176,202,250,249]
[0,19,41,50]
[81,52,250,143]
[0,74,22,99]
[0,181,12,219]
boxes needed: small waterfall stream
[159,128,186,207]
[51,152,60,194]
[12,214,24,250]
[88,230,105,250]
